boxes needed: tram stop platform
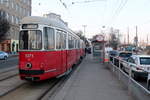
[49,54,134,100]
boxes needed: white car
[122,55,150,79]
[0,51,8,60]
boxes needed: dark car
[115,51,133,67]
[118,52,132,61]
[109,50,119,57]
[109,50,119,62]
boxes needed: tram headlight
[40,63,44,70]
[26,63,32,69]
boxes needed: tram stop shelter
[91,35,106,63]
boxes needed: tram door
[60,32,67,73]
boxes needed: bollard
[147,72,150,90]
[112,57,115,72]
[128,63,132,94]
[118,59,121,80]
[128,64,132,83]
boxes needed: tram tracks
[0,60,82,100]
[0,71,75,100]
[0,69,18,81]
[0,78,61,100]
[0,75,26,97]
[0,67,26,97]
[0,67,17,74]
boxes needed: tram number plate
[25,77,33,80]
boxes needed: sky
[32,0,150,43]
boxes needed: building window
[28,0,30,5]
[0,11,6,17]
[15,3,17,11]
[6,0,9,7]
[11,15,14,23]
[24,9,26,16]
[11,1,14,9]
[15,17,18,24]
[6,12,9,20]
[27,11,30,16]
[16,4,19,12]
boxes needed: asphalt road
[0,56,18,70]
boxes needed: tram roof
[20,16,80,39]
[20,16,69,31]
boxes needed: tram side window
[72,37,75,49]
[56,31,61,49]
[78,40,80,49]
[76,40,78,48]
[44,27,55,50]
[68,35,72,49]
[62,33,66,49]
[76,40,78,49]
[68,35,76,49]
[75,40,77,49]
[73,37,76,49]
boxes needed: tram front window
[19,30,42,50]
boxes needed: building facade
[0,0,31,53]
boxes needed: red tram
[18,16,85,81]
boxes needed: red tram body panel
[18,16,85,81]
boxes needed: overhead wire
[109,0,128,25]
[71,0,107,4]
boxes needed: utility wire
[109,0,128,25]
[72,0,107,5]
[59,0,68,9]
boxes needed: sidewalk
[50,54,134,100]
[8,54,18,58]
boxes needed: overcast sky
[32,0,150,43]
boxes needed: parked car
[109,50,119,57]
[117,51,133,61]
[0,51,8,60]
[114,51,133,67]
[109,50,119,62]
[122,55,150,79]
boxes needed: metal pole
[128,63,132,94]
[127,27,129,44]
[113,57,115,72]
[147,34,149,45]
[82,25,87,37]
[119,59,121,80]
[135,26,138,54]
[147,72,150,90]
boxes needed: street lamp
[82,25,87,37]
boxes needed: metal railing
[107,56,150,100]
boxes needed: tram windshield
[19,30,42,50]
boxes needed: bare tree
[75,30,89,47]
[109,28,120,50]
[0,10,10,42]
